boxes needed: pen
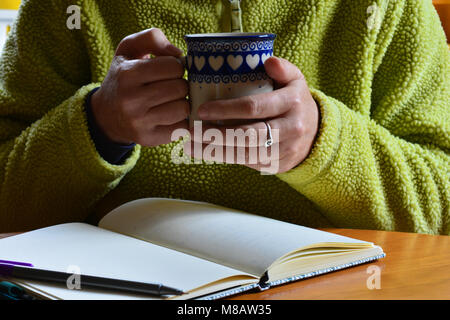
[0,261,184,297]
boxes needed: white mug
[184,32,276,126]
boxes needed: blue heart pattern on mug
[188,52,272,73]
[185,35,276,83]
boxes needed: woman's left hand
[185,56,320,174]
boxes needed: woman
[0,0,448,234]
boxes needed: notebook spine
[196,253,386,300]
[197,283,260,300]
[267,253,386,288]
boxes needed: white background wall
[0,9,18,52]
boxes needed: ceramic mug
[184,32,277,126]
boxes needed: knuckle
[112,55,125,67]
[297,69,305,81]
[116,63,134,83]
[288,89,302,109]
[292,97,302,109]
[245,96,260,117]
[117,35,132,49]
[292,120,305,136]
[147,27,163,42]
[148,27,162,35]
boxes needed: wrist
[85,88,136,165]
[90,88,133,145]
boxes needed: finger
[264,56,304,85]
[138,78,189,109]
[122,56,185,85]
[191,122,265,147]
[136,119,189,147]
[184,140,282,166]
[116,28,183,59]
[184,139,299,174]
[197,86,298,121]
[191,117,301,147]
[145,99,190,126]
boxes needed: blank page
[0,223,251,299]
[99,198,373,276]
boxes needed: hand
[186,57,320,174]
[91,28,190,146]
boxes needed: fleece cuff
[276,88,342,188]
[66,84,141,182]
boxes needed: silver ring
[264,121,273,148]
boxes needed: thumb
[115,28,183,59]
[264,56,304,86]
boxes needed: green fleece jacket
[0,0,449,234]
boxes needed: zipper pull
[229,0,243,32]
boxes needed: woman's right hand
[91,28,189,146]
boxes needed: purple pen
[0,260,34,267]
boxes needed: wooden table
[1,229,449,300]
[231,229,450,300]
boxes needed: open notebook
[0,198,385,300]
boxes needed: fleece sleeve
[277,0,450,234]
[84,87,136,165]
[0,1,140,232]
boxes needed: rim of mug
[184,32,276,40]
